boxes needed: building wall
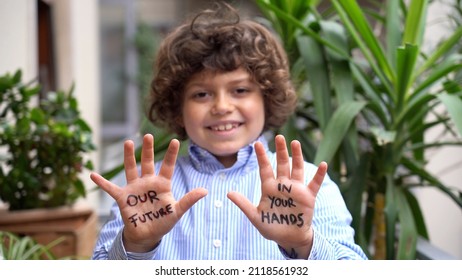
[0,0,37,80]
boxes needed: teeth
[212,123,235,131]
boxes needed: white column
[53,0,101,210]
[0,0,37,81]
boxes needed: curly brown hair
[147,2,297,140]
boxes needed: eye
[234,88,249,95]
[192,91,210,99]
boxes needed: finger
[175,188,208,218]
[140,134,155,177]
[124,140,139,182]
[307,161,328,196]
[158,139,180,179]
[290,140,304,182]
[255,141,275,181]
[227,191,258,224]
[90,172,123,201]
[275,135,290,178]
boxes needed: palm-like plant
[0,231,63,260]
[255,0,462,259]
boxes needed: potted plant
[255,0,462,259]
[0,69,98,259]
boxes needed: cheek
[181,104,202,127]
[244,99,265,121]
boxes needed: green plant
[0,70,96,210]
[0,231,63,260]
[255,0,462,259]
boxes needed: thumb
[175,188,208,217]
[227,191,258,223]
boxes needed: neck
[215,154,238,168]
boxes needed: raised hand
[90,134,208,252]
[227,134,327,259]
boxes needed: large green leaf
[333,0,394,84]
[314,101,366,164]
[395,188,418,259]
[417,26,462,75]
[396,44,419,112]
[402,0,428,46]
[410,55,462,103]
[384,175,397,259]
[341,153,370,247]
[402,187,428,239]
[350,64,391,126]
[402,157,462,208]
[320,20,360,168]
[320,21,354,103]
[395,93,435,130]
[384,0,401,67]
[297,35,332,130]
[437,92,462,137]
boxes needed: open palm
[228,135,327,258]
[90,134,207,252]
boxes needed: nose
[211,93,234,115]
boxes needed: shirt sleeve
[278,228,366,260]
[92,206,159,260]
[301,162,368,260]
[107,230,158,260]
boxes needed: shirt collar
[188,135,268,174]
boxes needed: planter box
[0,205,97,259]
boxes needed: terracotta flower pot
[0,204,97,259]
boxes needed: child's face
[181,67,265,167]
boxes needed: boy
[90,3,367,260]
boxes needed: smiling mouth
[209,123,241,131]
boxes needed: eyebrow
[228,77,254,84]
[187,76,253,88]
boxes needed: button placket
[208,171,230,258]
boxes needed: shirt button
[213,239,222,248]
[214,200,223,208]
[219,173,226,180]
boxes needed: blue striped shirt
[92,135,367,260]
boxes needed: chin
[209,144,241,155]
